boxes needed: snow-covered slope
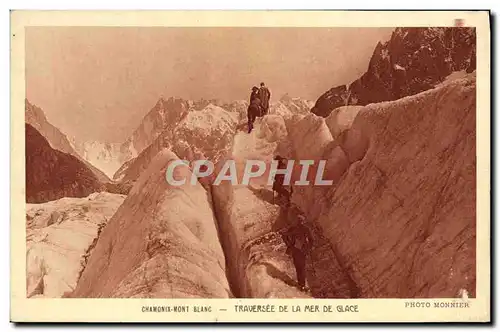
[70,140,125,179]
[69,150,231,298]
[26,192,125,298]
[113,103,239,183]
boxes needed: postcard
[11,10,490,323]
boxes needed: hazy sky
[26,27,393,143]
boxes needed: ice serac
[26,192,125,298]
[288,113,333,161]
[290,74,476,297]
[211,116,311,298]
[70,149,231,298]
[325,106,364,140]
[312,27,476,117]
[25,99,110,183]
[25,123,104,203]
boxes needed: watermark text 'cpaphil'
[165,159,333,186]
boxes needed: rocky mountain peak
[311,27,476,117]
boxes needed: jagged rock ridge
[312,27,476,117]
[113,103,238,184]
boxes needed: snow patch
[394,64,406,71]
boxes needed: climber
[272,155,292,205]
[281,207,313,291]
[258,82,271,116]
[247,86,261,133]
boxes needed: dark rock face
[312,27,476,117]
[25,124,103,203]
[312,85,348,118]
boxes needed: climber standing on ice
[258,82,271,116]
[272,155,292,205]
[282,208,313,292]
[247,86,261,133]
